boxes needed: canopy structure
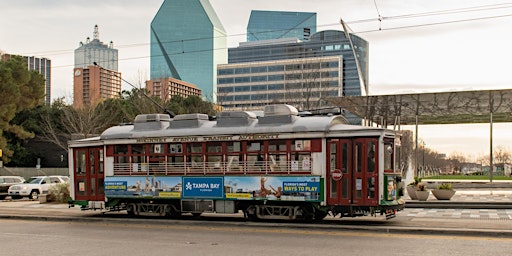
[327,89,512,127]
[327,88,512,182]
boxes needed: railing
[113,160,312,176]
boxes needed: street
[1,218,511,256]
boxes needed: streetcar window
[355,142,362,172]
[99,149,104,174]
[207,155,222,171]
[207,142,222,153]
[367,177,375,198]
[226,155,241,172]
[132,144,144,155]
[292,140,310,151]
[268,140,287,151]
[341,143,348,173]
[168,143,183,154]
[330,178,337,198]
[150,144,164,154]
[342,178,349,198]
[367,142,376,172]
[114,145,128,154]
[188,143,203,153]
[89,150,95,175]
[248,142,261,151]
[329,143,337,170]
[75,149,86,175]
[384,142,393,171]
[292,153,311,171]
[226,142,241,152]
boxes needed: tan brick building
[145,77,202,102]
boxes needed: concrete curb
[1,213,511,238]
[406,201,512,209]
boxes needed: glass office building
[247,11,317,42]
[218,30,368,119]
[74,25,118,71]
[150,0,227,101]
[25,56,52,105]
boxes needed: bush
[436,183,453,190]
[47,182,70,203]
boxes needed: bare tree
[494,145,511,164]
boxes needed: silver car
[8,176,69,200]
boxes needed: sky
[2,0,512,160]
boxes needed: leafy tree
[0,56,45,163]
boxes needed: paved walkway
[403,188,512,220]
[406,188,512,203]
[1,188,511,221]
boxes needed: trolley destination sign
[136,134,280,143]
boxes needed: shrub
[47,182,70,203]
[408,176,422,187]
[436,183,453,190]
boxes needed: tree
[493,145,511,164]
[0,56,45,163]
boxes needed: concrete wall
[0,167,68,180]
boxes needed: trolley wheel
[244,206,259,221]
[126,204,136,216]
[314,210,328,221]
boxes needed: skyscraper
[1,53,51,105]
[218,30,368,123]
[73,66,122,108]
[150,0,227,101]
[247,11,317,42]
[74,25,118,71]
[73,25,121,107]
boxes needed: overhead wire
[25,2,512,70]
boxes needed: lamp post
[421,141,425,177]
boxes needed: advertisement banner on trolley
[104,176,321,201]
[104,176,182,198]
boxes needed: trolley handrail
[113,160,312,176]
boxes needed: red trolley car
[68,104,404,220]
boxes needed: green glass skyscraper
[247,11,317,41]
[150,0,227,101]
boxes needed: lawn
[425,175,512,180]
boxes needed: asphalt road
[0,199,511,238]
[1,218,511,256]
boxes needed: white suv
[8,176,69,200]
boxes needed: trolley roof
[73,105,394,144]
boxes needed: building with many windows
[218,56,341,111]
[247,10,317,42]
[74,25,118,71]
[73,66,121,108]
[146,77,202,102]
[217,30,368,120]
[1,53,52,105]
[150,0,227,101]
[74,25,120,107]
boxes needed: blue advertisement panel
[104,176,182,198]
[224,176,321,201]
[182,177,224,199]
[104,176,320,201]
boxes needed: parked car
[8,175,69,200]
[0,176,25,200]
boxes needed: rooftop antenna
[340,18,368,96]
[93,62,176,117]
[93,24,99,40]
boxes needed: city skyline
[2,0,512,158]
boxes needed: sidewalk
[1,194,512,237]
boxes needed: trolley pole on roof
[93,62,176,118]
